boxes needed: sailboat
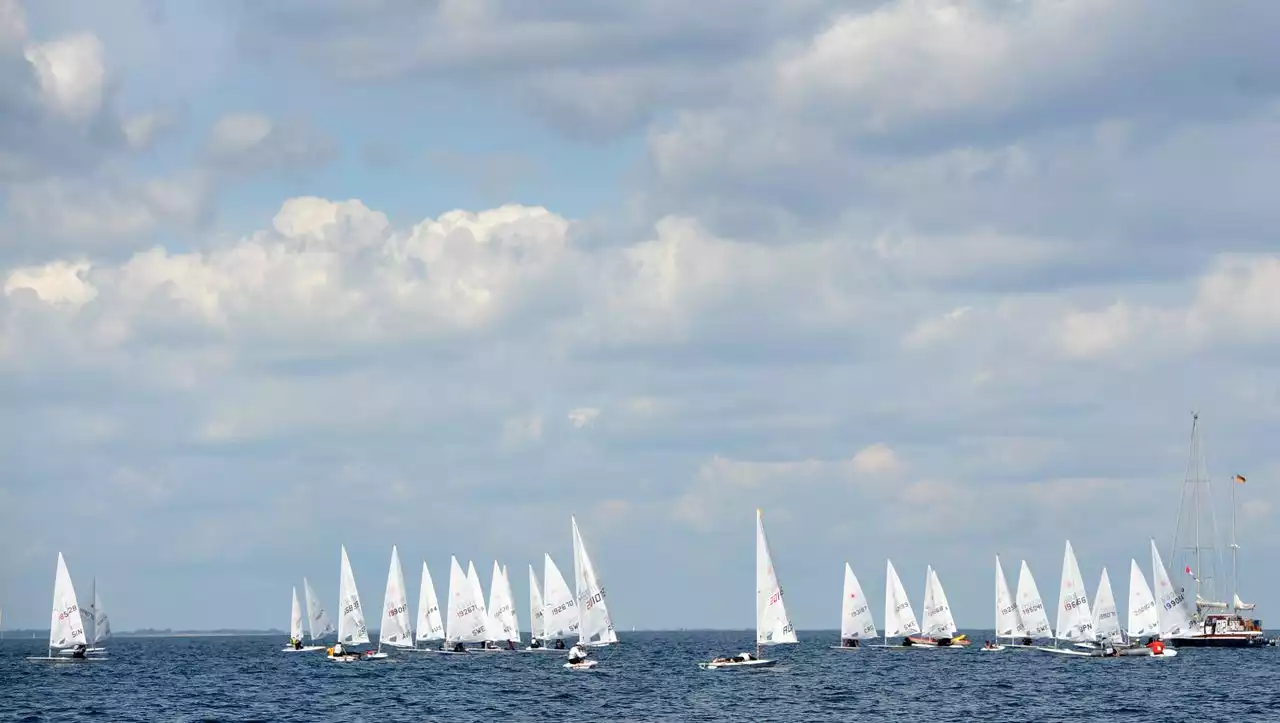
[699,509,797,670]
[27,553,105,662]
[875,559,920,648]
[282,587,325,652]
[981,555,1025,652]
[571,516,618,654]
[303,577,336,647]
[410,561,445,651]
[831,563,876,650]
[1166,413,1265,647]
[444,555,488,653]
[327,545,374,661]
[1013,560,1052,648]
[1149,540,1192,657]
[541,553,578,651]
[502,564,521,647]
[907,566,968,647]
[1039,540,1099,656]
[524,564,557,652]
[484,562,519,650]
[1126,559,1160,642]
[68,578,109,655]
[1082,568,1124,650]
[467,561,501,652]
[368,545,413,659]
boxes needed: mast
[1168,411,1226,617]
[1231,473,1239,610]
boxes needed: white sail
[994,555,1025,640]
[304,577,335,641]
[82,578,97,646]
[1233,593,1256,612]
[415,562,445,643]
[486,562,517,643]
[1015,560,1052,638]
[446,556,487,643]
[1091,568,1123,643]
[92,587,110,645]
[529,565,547,641]
[1126,559,1159,638]
[542,553,578,639]
[840,563,877,639]
[755,509,797,645]
[48,553,87,650]
[1151,540,1196,636]
[502,564,520,642]
[920,567,959,638]
[883,559,920,638]
[572,515,618,645]
[466,560,490,629]
[378,545,413,649]
[337,545,370,646]
[290,587,305,641]
[1054,541,1095,643]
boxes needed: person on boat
[1146,638,1165,656]
[506,639,516,651]
[737,652,756,662]
[529,638,543,649]
[1019,636,1033,646]
[332,641,345,656]
[567,643,588,664]
[451,641,466,653]
[70,643,87,659]
[841,637,859,648]
[293,638,303,650]
[554,638,566,649]
[983,640,993,650]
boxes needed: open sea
[3,630,1278,722]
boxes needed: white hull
[27,655,109,662]
[364,652,390,659]
[828,645,867,651]
[698,658,778,670]
[281,646,326,653]
[979,645,1005,652]
[1039,646,1095,657]
[521,647,564,653]
[564,660,599,670]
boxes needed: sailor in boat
[982,640,995,650]
[1019,636,1033,646]
[567,643,589,665]
[451,642,466,653]
[529,638,543,649]
[841,637,859,648]
[1145,639,1165,656]
[292,637,303,650]
[70,643,87,659]
[554,638,566,650]
[506,640,516,651]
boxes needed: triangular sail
[290,587,305,641]
[1126,559,1159,638]
[378,545,413,648]
[921,567,959,638]
[82,578,97,646]
[755,509,798,645]
[92,587,110,645]
[1015,561,1052,638]
[415,562,445,643]
[994,555,1025,640]
[337,545,370,646]
[446,556,487,643]
[486,562,517,643]
[502,564,520,642]
[883,559,919,638]
[49,553,87,650]
[529,565,546,641]
[1091,568,1123,643]
[572,515,618,645]
[304,578,335,641]
[1151,540,1196,636]
[1054,541,1095,642]
[542,553,578,639]
[840,563,877,639]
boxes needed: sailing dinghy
[1011,560,1052,649]
[27,553,106,662]
[1126,559,1160,643]
[699,509,796,670]
[874,559,920,648]
[327,545,376,661]
[565,515,618,669]
[443,556,488,653]
[541,553,579,652]
[368,545,413,659]
[466,561,502,652]
[907,566,969,647]
[485,562,519,650]
[523,564,558,652]
[831,563,876,650]
[283,587,325,651]
[981,555,1026,652]
[303,577,336,649]
[409,561,446,651]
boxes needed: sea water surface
[3,630,1277,722]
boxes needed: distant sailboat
[467,561,500,652]
[303,577,336,646]
[831,563,876,650]
[485,562,518,648]
[283,587,325,652]
[1014,560,1052,647]
[542,553,578,649]
[1126,559,1160,641]
[27,553,105,662]
[524,565,556,652]
[502,564,521,647]
[699,508,796,669]
[1040,540,1098,656]
[878,559,920,648]
[981,554,1025,652]
[411,561,445,651]
[907,566,969,647]
[369,545,413,658]
[444,556,488,653]
[1091,568,1124,646]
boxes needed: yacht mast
[1168,411,1226,614]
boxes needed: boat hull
[564,660,599,670]
[281,646,326,652]
[698,658,778,670]
[1169,634,1267,648]
[905,636,971,648]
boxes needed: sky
[2,0,1278,632]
